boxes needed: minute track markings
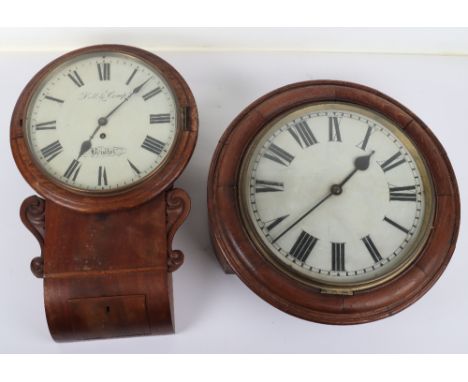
[244,105,428,285]
[24,52,180,193]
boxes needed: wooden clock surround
[208,80,460,324]
[11,45,198,341]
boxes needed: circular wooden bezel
[208,80,460,324]
[11,44,198,213]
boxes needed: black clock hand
[103,78,150,120]
[272,192,333,243]
[77,78,151,159]
[272,150,375,244]
[337,150,375,188]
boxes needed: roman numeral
[361,235,382,263]
[265,215,289,231]
[150,114,171,124]
[98,166,108,186]
[127,159,141,175]
[289,230,318,262]
[44,95,64,103]
[380,151,406,172]
[141,135,165,155]
[35,121,56,130]
[389,185,417,202]
[126,68,138,85]
[97,63,110,81]
[63,159,81,181]
[357,125,373,151]
[142,87,162,101]
[67,70,84,87]
[331,242,345,272]
[40,140,63,162]
[328,117,342,142]
[255,180,284,193]
[288,121,318,148]
[263,143,295,167]
[384,216,410,234]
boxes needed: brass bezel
[23,50,181,195]
[239,102,435,294]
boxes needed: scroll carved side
[20,195,46,278]
[166,188,191,272]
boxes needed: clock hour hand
[78,140,91,158]
[77,118,107,158]
[331,150,375,194]
[76,78,151,159]
[272,151,375,243]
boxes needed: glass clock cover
[25,51,178,192]
[240,103,434,289]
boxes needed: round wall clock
[208,80,459,324]
[11,45,198,340]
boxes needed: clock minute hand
[272,150,375,244]
[272,191,333,244]
[103,78,151,120]
[76,78,151,159]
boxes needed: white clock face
[241,103,434,288]
[25,51,178,192]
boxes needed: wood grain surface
[208,80,460,325]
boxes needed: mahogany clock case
[11,44,198,213]
[10,45,198,341]
[208,80,460,325]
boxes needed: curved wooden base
[45,270,175,341]
[21,189,190,341]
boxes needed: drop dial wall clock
[208,80,459,324]
[11,45,198,340]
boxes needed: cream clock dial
[25,52,178,192]
[241,103,434,288]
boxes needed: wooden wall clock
[208,80,459,324]
[10,44,198,340]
